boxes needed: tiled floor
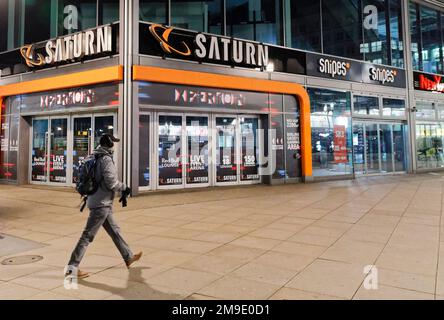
[1,173,444,299]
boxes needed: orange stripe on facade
[133,65,313,178]
[0,66,123,98]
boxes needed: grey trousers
[68,206,133,268]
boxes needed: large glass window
[308,88,353,177]
[389,0,403,68]
[420,6,441,74]
[382,98,405,117]
[322,0,363,61]
[227,0,283,45]
[0,1,9,52]
[415,101,437,120]
[140,0,168,24]
[24,0,52,43]
[361,0,388,65]
[171,0,222,34]
[416,123,444,169]
[99,0,119,24]
[353,95,380,116]
[285,0,321,52]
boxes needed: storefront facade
[2,0,444,194]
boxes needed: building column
[401,0,417,173]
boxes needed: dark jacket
[87,146,126,209]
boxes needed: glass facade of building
[137,0,404,67]
[0,0,119,53]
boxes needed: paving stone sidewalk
[1,173,444,300]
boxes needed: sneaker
[65,269,90,279]
[125,251,143,269]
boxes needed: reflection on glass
[227,0,282,45]
[322,0,362,60]
[99,0,119,24]
[382,98,405,117]
[353,123,365,174]
[416,123,444,169]
[32,119,49,182]
[240,117,259,181]
[286,0,321,51]
[186,116,209,184]
[50,118,68,183]
[216,117,237,183]
[285,112,301,179]
[379,124,393,172]
[415,101,436,120]
[94,116,114,148]
[172,0,222,34]
[308,88,352,177]
[158,115,183,186]
[139,115,150,187]
[353,96,379,116]
[73,117,91,183]
[271,113,285,179]
[393,124,405,171]
[366,123,380,173]
[420,6,441,74]
[140,0,167,24]
[362,0,388,65]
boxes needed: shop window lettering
[363,5,378,31]
[64,5,79,31]
[40,90,95,109]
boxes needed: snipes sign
[19,25,114,68]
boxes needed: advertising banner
[333,125,347,163]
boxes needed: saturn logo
[20,44,45,67]
[149,24,191,56]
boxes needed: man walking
[65,133,142,278]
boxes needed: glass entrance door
[31,119,49,182]
[72,117,92,183]
[240,116,260,182]
[352,122,406,175]
[186,116,209,186]
[157,114,183,188]
[31,117,68,184]
[215,116,238,184]
[49,118,68,183]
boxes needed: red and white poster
[333,125,347,163]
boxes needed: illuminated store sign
[20,25,112,68]
[148,24,269,68]
[174,89,245,107]
[414,72,444,93]
[40,89,95,109]
[307,53,405,88]
[318,58,350,78]
[140,23,305,74]
[0,24,118,76]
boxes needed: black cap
[99,133,120,148]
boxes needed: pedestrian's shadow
[79,266,188,300]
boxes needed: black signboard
[0,23,119,77]
[306,52,406,88]
[306,53,362,82]
[138,82,270,112]
[139,22,306,75]
[362,63,406,88]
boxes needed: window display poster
[333,125,347,163]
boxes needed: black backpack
[75,154,103,211]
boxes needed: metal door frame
[238,114,262,185]
[29,115,70,186]
[184,113,211,189]
[213,114,240,186]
